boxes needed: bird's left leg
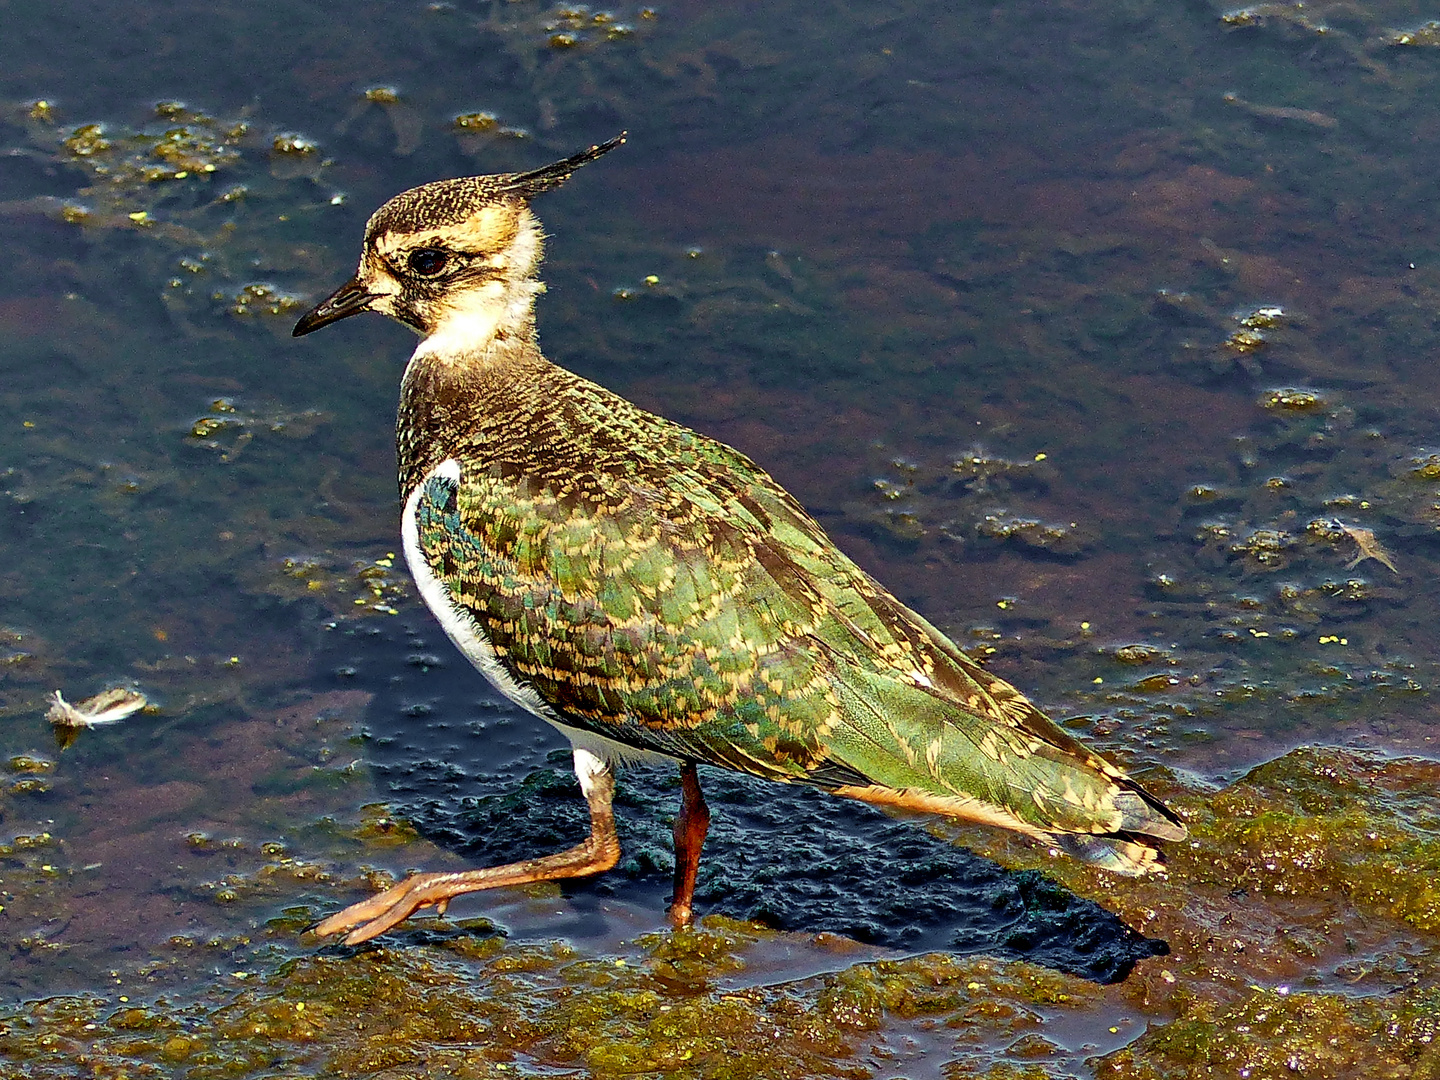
[313,747,619,945]
[668,761,710,927]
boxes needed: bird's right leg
[668,761,710,927]
[313,747,619,945]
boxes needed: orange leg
[313,747,619,945]
[668,761,710,927]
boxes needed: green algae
[1003,746,1440,935]
[10,100,246,231]
[6,754,55,774]
[638,919,758,987]
[927,744,1440,1076]
[1386,21,1440,48]
[1105,986,1440,1079]
[847,449,1075,556]
[8,744,1437,1078]
[0,938,1102,1079]
[1176,750,1440,932]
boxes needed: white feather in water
[47,687,148,729]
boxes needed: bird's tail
[1050,830,1172,875]
[1048,784,1185,875]
[1048,783,1186,875]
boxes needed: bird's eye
[407,248,450,277]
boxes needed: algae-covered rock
[49,746,1440,1077]
[1178,748,1440,933]
[1103,985,1440,1080]
[0,943,1103,1079]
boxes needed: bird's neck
[396,291,557,496]
[412,276,543,363]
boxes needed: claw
[668,899,695,927]
[312,873,452,944]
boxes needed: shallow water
[3,0,1440,1076]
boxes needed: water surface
[3,1,1440,1076]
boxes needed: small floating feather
[47,687,148,729]
[1339,523,1399,574]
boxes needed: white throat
[411,277,542,363]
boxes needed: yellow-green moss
[1179,749,1440,933]
[1102,986,1440,1079]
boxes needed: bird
[292,134,1185,945]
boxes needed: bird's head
[293,134,624,350]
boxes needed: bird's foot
[667,898,695,928]
[312,872,468,946]
[313,749,621,946]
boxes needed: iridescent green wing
[415,439,1179,845]
[699,473,1182,841]
[411,447,860,785]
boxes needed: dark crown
[366,134,626,239]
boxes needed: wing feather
[412,424,1183,853]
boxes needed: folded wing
[411,425,1183,874]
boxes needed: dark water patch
[324,614,1167,983]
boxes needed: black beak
[292,276,375,337]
